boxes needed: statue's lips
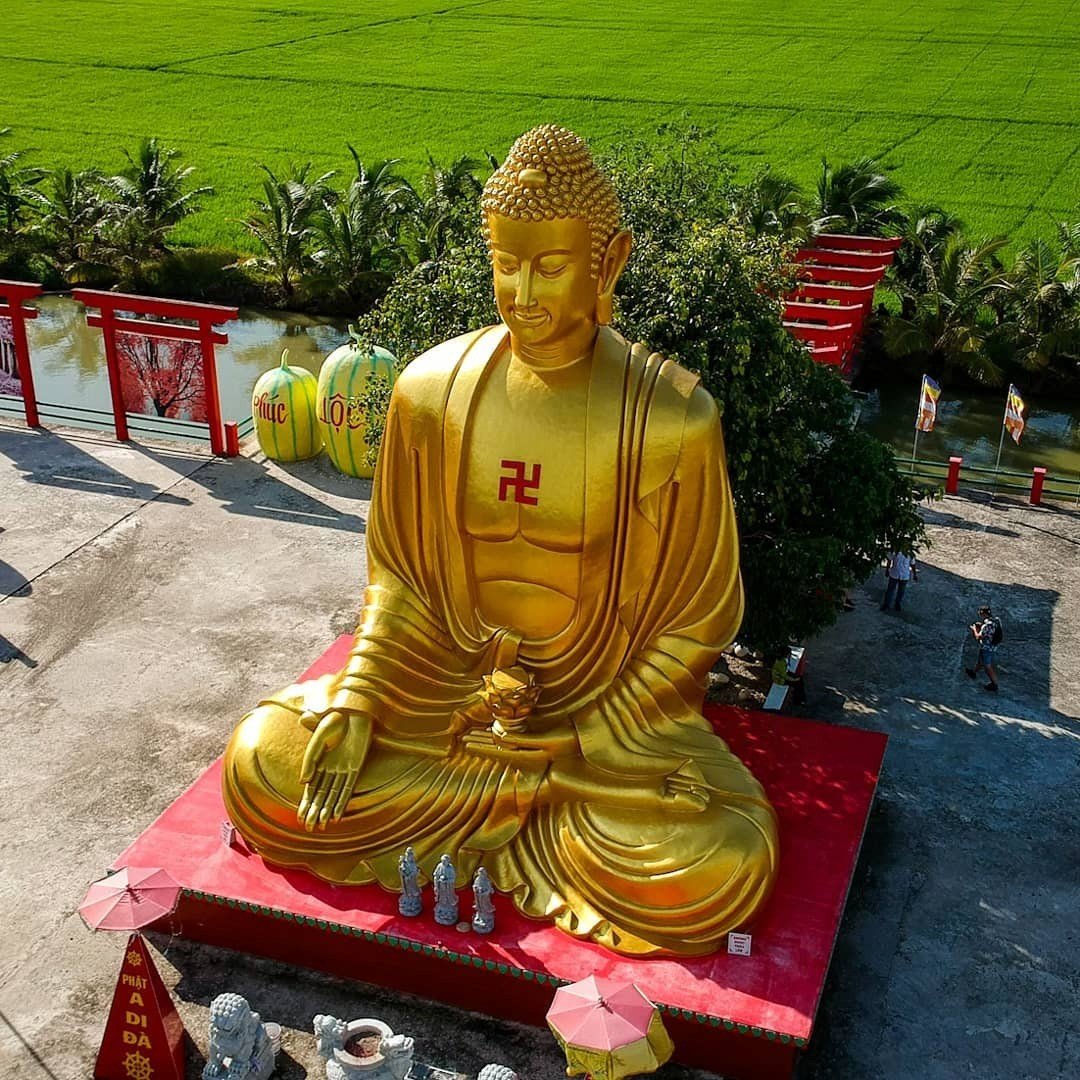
[511,309,549,327]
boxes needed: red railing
[73,289,239,455]
[0,279,43,427]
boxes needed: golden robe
[224,325,778,956]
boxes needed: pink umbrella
[547,975,674,1080]
[79,866,181,932]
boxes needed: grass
[3,0,1078,250]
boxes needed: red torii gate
[73,289,239,455]
[0,279,43,427]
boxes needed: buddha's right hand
[297,709,373,831]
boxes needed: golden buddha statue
[224,126,778,957]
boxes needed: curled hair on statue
[481,125,622,278]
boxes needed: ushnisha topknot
[481,125,622,277]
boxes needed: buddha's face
[488,214,599,362]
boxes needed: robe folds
[223,324,779,956]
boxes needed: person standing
[881,550,917,612]
[965,605,1000,692]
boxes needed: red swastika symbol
[498,459,541,505]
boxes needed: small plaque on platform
[727,932,753,956]
[219,820,238,849]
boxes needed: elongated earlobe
[596,230,632,325]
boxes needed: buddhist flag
[916,375,941,432]
[1004,384,1026,444]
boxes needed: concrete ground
[1,421,1077,1080]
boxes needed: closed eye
[538,263,568,278]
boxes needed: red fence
[73,289,239,455]
[0,282,247,457]
[0,279,43,427]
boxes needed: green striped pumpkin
[317,336,397,479]
[251,350,322,462]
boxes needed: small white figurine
[398,846,422,917]
[472,867,495,934]
[432,853,459,926]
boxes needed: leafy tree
[103,137,212,266]
[813,156,903,236]
[309,150,412,304]
[358,139,925,655]
[241,162,335,297]
[882,233,1009,385]
[0,129,45,248]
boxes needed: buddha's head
[481,126,632,363]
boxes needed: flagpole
[992,394,1008,498]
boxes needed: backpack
[991,619,1003,646]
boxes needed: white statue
[398,846,422,917]
[472,867,495,934]
[203,993,275,1080]
[433,853,459,926]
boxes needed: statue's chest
[463,357,588,550]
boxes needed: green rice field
[3,0,1078,249]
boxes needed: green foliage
[102,137,213,269]
[240,162,335,297]
[991,233,1080,386]
[813,156,904,236]
[354,138,925,655]
[0,128,45,247]
[308,150,413,306]
[882,233,1010,385]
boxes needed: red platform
[117,638,886,1079]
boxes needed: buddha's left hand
[297,709,373,831]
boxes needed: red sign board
[94,933,186,1080]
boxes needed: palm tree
[813,157,903,236]
[406,154,487,265]
[993,229,1080,384]
[34,167,111,276]
[0,129,46,247]
[732,167,809,241]
[309,149,412,303]
[883,233,1009,385]
[241,162,335,297]
[103,137,212,264]
[887,204,965,311]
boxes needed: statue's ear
[596,229,632,326]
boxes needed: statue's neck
[508,326,598,371]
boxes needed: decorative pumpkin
[317,331,397,479]
[251,350,322,462]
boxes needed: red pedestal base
[116,638,886,1080]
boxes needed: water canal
[5,296,1080,483]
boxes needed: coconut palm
[887,204,965,311]
[0,129,46,247]
[993,230,1080,384]
[732,167,809,241]
[407,154,487,265]
[103,137,212,264]
[34,167,111,276]
[883,233,1009,385]
[813,156,903,236]
[241,162,336,297]
[309,149,412,303]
